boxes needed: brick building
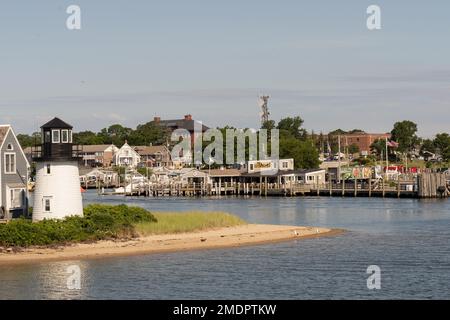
[340,133,391,156]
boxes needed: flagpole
[385,136,389,179]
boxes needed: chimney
[184,114,192,121]
[153,116,161,123]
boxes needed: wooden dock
[101,173,449,199]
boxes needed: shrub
[0,204,157,247]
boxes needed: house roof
[0,125,31,168]
[81,144,117,153]
[134,145,169,155]
[241,169,325,178]
[41,117,73,129]
[201,169,241,177]
[0,125,10,146]
[155,119,209,132]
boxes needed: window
[46,164,51,175]
[61,130,69,143]
[4,153,16,174]
[45,131,51,143]
[282,162,288,169]
[7,143,13,150]
[52,130,60,143]
[308,176,314,181]
[43,197,52,212]
[10,189,24,208]
[250,164,254,170]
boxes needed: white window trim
[6,143,13,151]
[52,130,60,143]
[4,152,16,174]
[61,129,69,143]
[69,130,73,143]
[43,196,53,213]
[8,187,25,209]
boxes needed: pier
[101,172,449,199]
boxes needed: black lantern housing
[32,117,82,161]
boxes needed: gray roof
[134,145,170,155]
[80,144,116,153]
[0,126,9,146]
[155,119,209,132]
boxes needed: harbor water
[1,191,449,299]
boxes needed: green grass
[134,211,247,236]
[0,206,246,248]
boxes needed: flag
[387,140,399,148]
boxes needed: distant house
[134,145,173,168]
[203,168,241,185]
[293,169,326,185]
[79,167,119,188]
[150,167,174,185]
[244,159,294,174]
[0,125,30,220]
[113,142,141,167]
[173,168,210,186]
[152,114,209,145]
[79,144,119,167]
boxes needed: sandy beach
[0,224,343,265]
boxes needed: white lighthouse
[32,117,83,222]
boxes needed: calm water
[1,191,449,299]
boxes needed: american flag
[387,140,399,148]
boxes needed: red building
[341,133,391,156]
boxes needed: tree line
[16,118,449,168]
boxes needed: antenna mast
[259,95,270,127]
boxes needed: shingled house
[134,145,173,168]
[0,125,30,220]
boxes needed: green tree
[434,133,450,161]
[276,117,307,140]
[261,120,276,130]
[370,139,386,159]
[348,143,360,154]
[98,124,132,146]
[420,138,436,156]
[73,131,104,145]
[16,132,41,148]
[128,121,170,146]
[279,137,320,169]
[391,120,419,154]
[348,129,365,134]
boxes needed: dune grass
[134,211,247,236]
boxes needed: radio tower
[259,95,270,127]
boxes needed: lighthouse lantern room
[32,117,83,222]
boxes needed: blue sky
[0,0,449,137]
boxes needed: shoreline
[0,224,344,265]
